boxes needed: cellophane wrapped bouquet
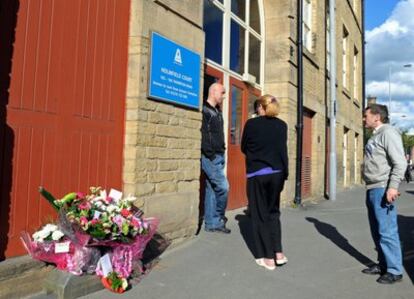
[21,186,158,293]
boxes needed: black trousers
[247,172,285,259]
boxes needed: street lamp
[388,63,412,118]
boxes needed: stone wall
[124,0,204,246]
[263,0,364,204]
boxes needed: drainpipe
[294,0,304,206]
[328,0,337,200]
[361,1,366,111]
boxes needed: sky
[365,0,414,134]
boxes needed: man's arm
[201,108,215,159]
[384,129,406,202]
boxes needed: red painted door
[301,110,313,198]
[0,0,130,258]
[227,77,260,209]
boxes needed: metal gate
[0,0,130,258]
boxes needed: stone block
[43,269,103,299]
[148,111,170,124]
[143,192,199,235]
[148,171,175,183]
[155,181,177,193]
[158,160,179,171]
[177,180,199,192]
[136,183,155,197]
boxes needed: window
[353,47,359,100]
[231,0,245,21]
[230,20,245,74]
[250,0,261,34]
[303,0,313,51]
[203,0,224,64]
[326,5,330,72]
[342,26,349,89]
[354,133,359,183]
[203,0,264,85]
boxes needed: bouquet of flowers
[21,186,159,291]
[21,223,100,275]
[49,186,151,244]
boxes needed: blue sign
[148,32,201,109]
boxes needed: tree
[401,130,414,156]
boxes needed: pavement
[74,183,414,299]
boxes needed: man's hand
[386,188,400,203]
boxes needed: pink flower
[104,197,113,204]
[131,218,140,228]
[120,209,131,218]
[113,215,124,229]
[80,216,88,226]
[90,219,100,225]
[76,192,86,200]
[78,201,91,210]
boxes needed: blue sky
[365,0,414,134]
[365,0,400,30]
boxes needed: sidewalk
[81,184,414,299]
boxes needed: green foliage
[401,130,414,154]
[39,187,59,211]
[107,272,123,291]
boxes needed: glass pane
[231,0,245,21]
[230,85,243,145]
[250,0,261,33]
[248,34,260,83]
[248,92,258,118]
[230,20,245,74]
[203,0,223,64]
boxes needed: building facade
[0,0,364,258]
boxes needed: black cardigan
[241,116,289,179]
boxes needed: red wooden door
[227,77,260,209]
[325,121,330,197]
[0,0,130,258]
[301,110,313,198]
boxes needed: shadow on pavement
[405,190,414,195]
[235,213,258,258]
[306,217,374,267]
[398,215,414,284]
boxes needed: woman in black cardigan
[241,94,289,270]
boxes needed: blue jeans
[201,154,229,229]
[366,188,403,275]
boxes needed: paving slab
[72,183,414,299]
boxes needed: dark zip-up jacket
[201,102,225,160]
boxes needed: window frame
[342,26,349,89]
[203,0,265,88]
[353,46,359,100]
[303,0,313,51]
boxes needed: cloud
[365,0,414,131]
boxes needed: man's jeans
[201,154,229,229]
[366,188,403,275]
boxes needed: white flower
[32,228,51,242]
[106,205,117,214]
[121,278,128,290]
[51,230,65,241]
[43,224,58,232]
[124,194,137,202]
[99,189,107,199]
[94,201,103,208]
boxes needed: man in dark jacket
[201,83,230,234]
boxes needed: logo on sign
[174,49,182,65]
